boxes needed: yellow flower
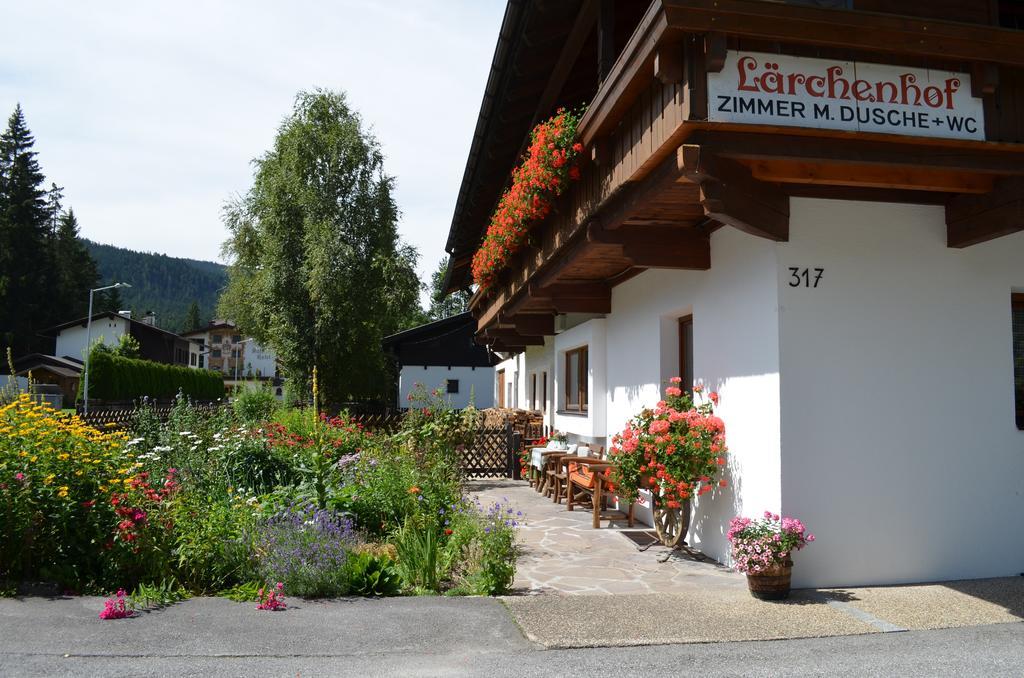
[57,486,69,498]
[57,453,70,461]
[43,474,55,485]
[29,455,37,463]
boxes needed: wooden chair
[553,445,600,505]
[566,449,634,529]
[543,448,573,499]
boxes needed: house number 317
[788,267,824,288]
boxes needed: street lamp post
[83,282,132,415]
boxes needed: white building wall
[243,342,277,378]
[55,317,128,361]
[552,319,607,440]
[399,365,494,410]
[605,227,783,560]
[779,199,1024,587]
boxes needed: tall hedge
[82,351,224,402]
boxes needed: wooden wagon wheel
[652,499,691,548]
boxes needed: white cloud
[0,0,504,281]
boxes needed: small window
[232,334,241,343]
[497,370,506,408]
[679,315,693,394]
[542,371,547,413]
[190,353,197,366]
[276,387,283,396]
[530,373,537,410]
[447,379,459,394]
[212,349,221,358]
[1013,293,1024,430]
[564,346,588,412]
[212,334,222,344]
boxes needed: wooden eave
[468,0,1024,336]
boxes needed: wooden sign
[708,51,985,141]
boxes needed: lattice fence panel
[460,427,514,478]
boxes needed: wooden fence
[77,407,523,480]
[78,403,225,430]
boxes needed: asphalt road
[1,596,1021,677]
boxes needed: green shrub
[83,349,224,402]
[171,491,256,592]
[393,514,441,594]
[344,551,401,597]
[233,385,278,425]
[443,500,519,596]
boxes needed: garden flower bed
[0,382,519,604]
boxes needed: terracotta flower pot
[745,559,793,600]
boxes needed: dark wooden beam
[530,282,611,300]
[699,132,1024,177]
[551,297,612,315]
[484,329,546,346]
[681,145,790,242]
[578,1,670,146]
[654,44,683,85]
[946,177,1024,248]
[529,279,612,315]
[704,33,727,73]
[588,223,710,269]
[971,62,1000,98]
[746,158,996,194]
[600,148,689,230]
[662,0,1024,68]
[512,313,556,336]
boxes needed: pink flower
[648,419,670,435]
[709,391,719,405]
[14,473,25,481]
[669,377,682,384]
[665,386,682,397]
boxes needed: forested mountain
[84,240,227,333]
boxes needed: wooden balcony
[469,0,1024,350]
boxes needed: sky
[0,0,506,284]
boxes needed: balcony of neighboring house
[448,0,1024,350]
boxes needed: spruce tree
[52,209,100,321]
[101,284,125,315]
[426,258,471,320]
[0,105,50,355]
[185,301,202,332]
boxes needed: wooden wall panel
[853,0,996,26]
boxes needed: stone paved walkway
[467,478,745,596]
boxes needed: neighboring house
[181,320,278,380]
[40,312,190,366]
[2,353,83,405]
[443,1,1024,588]
[382,312,499,410]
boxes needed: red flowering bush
[608,380,727,510]
[471,108,586,290]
